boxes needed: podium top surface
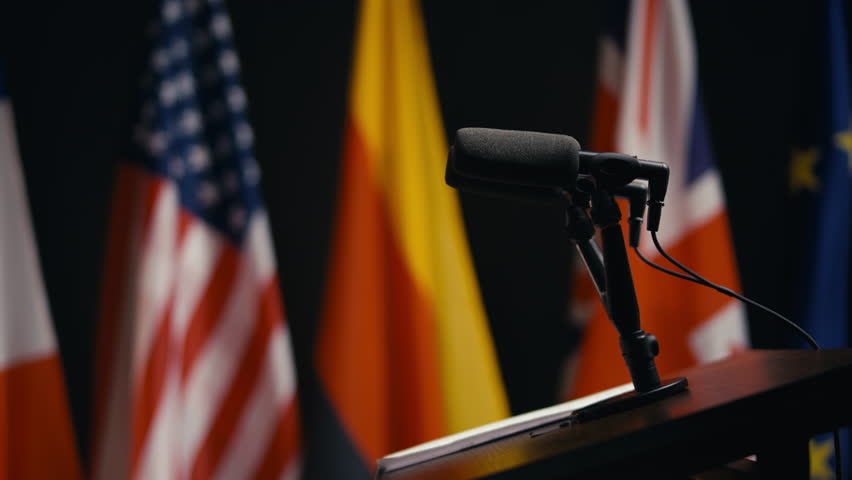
[377,348,852,480]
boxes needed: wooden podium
[376,349,852,479]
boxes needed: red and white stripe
[1,94,82,479]
[92,167,300,480]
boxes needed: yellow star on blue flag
[790,147,820,193]
[835,126,852,172]
[809,436,835,480]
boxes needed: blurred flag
[0,64,83,480]
[314,0,509,475]
[569,0,748,397]
[90,1,300,479]
[789,1,851,477]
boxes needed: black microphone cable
[634,232,819,349]
[633,230,841,479]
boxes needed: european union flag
[789,0,852,477]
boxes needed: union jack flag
[90,1,301,478]
[569,0,748,398]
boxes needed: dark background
[0,0,822,463]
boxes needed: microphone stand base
[571,377,688,423]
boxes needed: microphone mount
[567,174,687,421]
[445,127,687,420]
[578,151,669,232]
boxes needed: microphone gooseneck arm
[565,180,649,325]
[591,190,661,393]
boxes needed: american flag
[91,1,301,479]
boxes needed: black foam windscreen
[446,147,566,204]
[452,127,581,189]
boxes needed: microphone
[452,128,581,190]
[446,147,567,204]
[448,126,689,415]
[450,127,669,231]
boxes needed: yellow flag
[316,0,510,466]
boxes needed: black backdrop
[1,0,819,462]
